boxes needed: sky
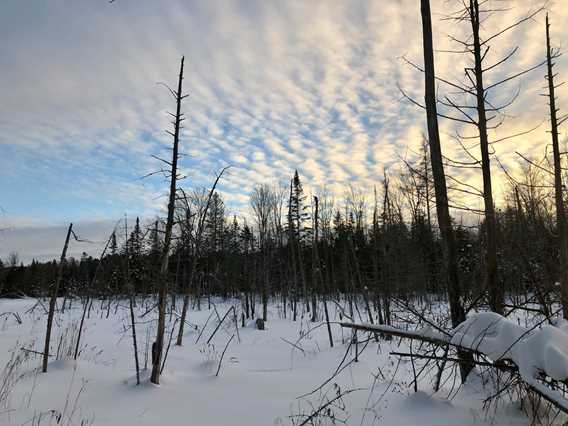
[1,0,567,263]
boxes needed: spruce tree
[126,217,145,293]
[290,170,312,245]
[205,192,226,253]
[109,232,118,256]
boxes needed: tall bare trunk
[469,0,501,314]
[176,167,228,346]
[123,218,141,385]
[151,56,185,385]
[314,196,333,345]
[421,0,473,380]
[43,223,72,373]
[545,14,568,318]
[74,230,115,361]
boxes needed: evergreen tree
[127,217,146,292]
[226,215,241,254]
[109,232,118,256]
[205,192,226,253]
[289,170,312,245]
[147,220,161,262]
[240,221,254,254]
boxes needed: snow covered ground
[0,297,541,425]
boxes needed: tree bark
[421,0,473,380]
[545,14,568,318]
[151,56,185,384]
[469,0,501,314]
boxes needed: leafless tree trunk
[250,184,272,322]
[545,14,568,318]
[43,223,72,373]
[468,0,501,314]
[404,0,545,314]
[371,187,385,326]
[151,56,186,385]
[421,0,473,380]
[314,196,333,346]
[122,217,141,386]
[176,169,228,346]
[422,138,432,232]
[74,229,116,361]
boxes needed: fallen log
[340,315,568,415]
[340,322,466,351]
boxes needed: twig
[215,334,235,377]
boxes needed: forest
[1,161,562,325]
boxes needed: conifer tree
[205,192,226,253]
[109,232,118,256]
[126,217,145,293]
[290,170,312,245]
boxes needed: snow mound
[522,325,568,381]
[451,312,568,381]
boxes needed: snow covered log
[341,312,568,413]
[340,322,456,349]
[450,312,568,382]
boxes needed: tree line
[1,160,561,323]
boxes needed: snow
[0,298,545,425]
[451,312,526,359]
[451,312,568,382]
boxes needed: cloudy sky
[1,0,567,262]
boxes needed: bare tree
[42,223,72,373]
[151,56,187,385]
[544,14,568,317]
[124,218,141,385]
[313,196,333,346]
[467,0,500,313]
[250,183,273,321]
[404,0,546,314]
[176,168,229,346]
[420,0,472,380]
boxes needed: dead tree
[151,56,187,385]
[74,228,118,361]
[371,187,385,326]
[467,0,500,314]
[456,0,545,313]
[314,196,333,346]
[42,223,72,373]
[250,184,272,322]
[404,0,546,314]
[340,318,568,418]
[420,0,472,380]
[176,168,229,346]
[124,218,141,385]
[545,14,568,318]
